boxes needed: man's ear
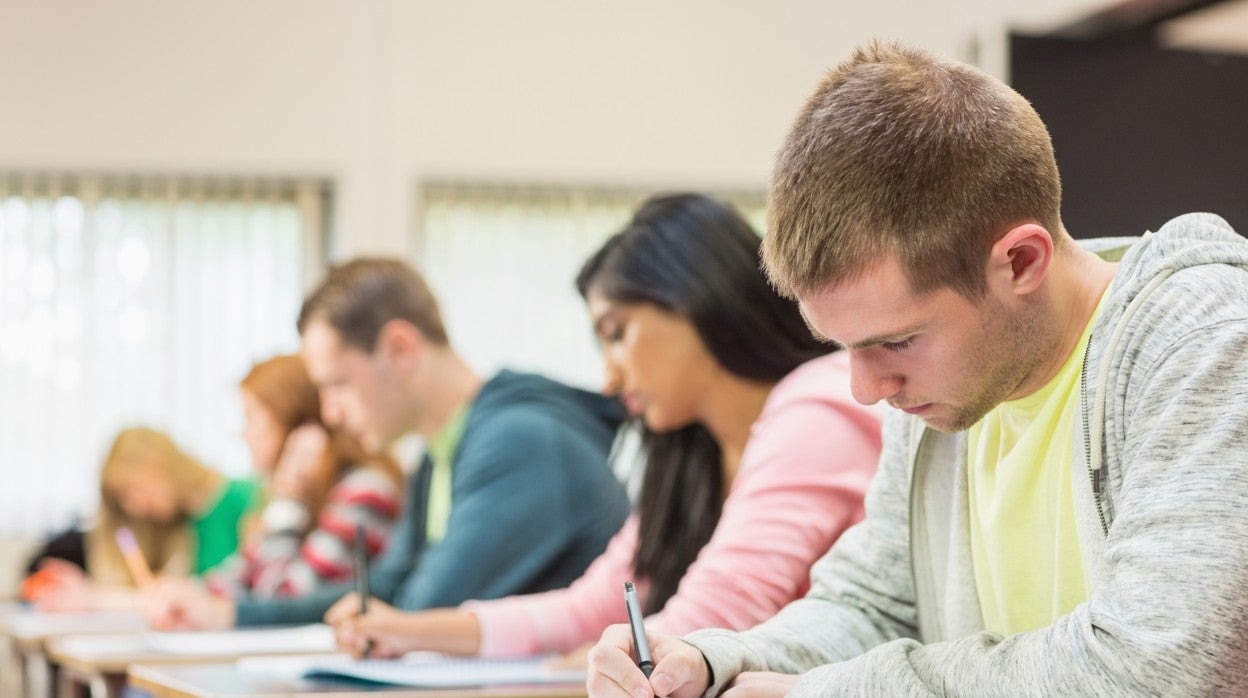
[987,223,1053,298]
[374,319,426,371]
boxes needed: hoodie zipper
[1082,267,1175,540]
[1079,344,1110,538]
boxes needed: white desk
[0,607,146,698]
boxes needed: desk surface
[47,633,334,675]
[129,662,589,698]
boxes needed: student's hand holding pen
[142,580,235,631]
[324,596,486,658]
[324,592,408,658]
[586,625,709,698]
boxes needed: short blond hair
[763,41,1063,300]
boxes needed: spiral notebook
[243,652,586,688]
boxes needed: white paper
[4,611,147,638]
[51,633,149,658]
[236,653,351,678]
[300,652,586,687]
[141,623,336,656]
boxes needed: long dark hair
[576,193,830,613]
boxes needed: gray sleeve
[685,409,920,695]
[784,321,1248,696]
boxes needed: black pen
[623,581,654,678]
[354,524,374,656]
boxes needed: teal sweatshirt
[236,370,628,625]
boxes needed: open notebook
[238,652,586,688]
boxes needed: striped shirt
[208,465,400,598]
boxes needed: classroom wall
[0,0,1104,261]
[0,0,1110,592]
[0,538,34,599]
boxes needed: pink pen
[115,526,155,587]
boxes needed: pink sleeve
[465,517,639,657]
[645,360,883,635]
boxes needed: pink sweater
[463,352,886,657]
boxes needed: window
[0,173,328,534]
[417,183,765,391]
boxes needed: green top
[192,478,262,574]
[424,404,470,544]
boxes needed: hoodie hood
[470,369,624,440]
[1084,212,1248,302]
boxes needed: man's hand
[143,580,235,630]
[587,624,710,698]
[723,672,800,697]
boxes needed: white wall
[0,0,1120,571]
[0,0,1105,260]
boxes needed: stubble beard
[923,298,1054,433]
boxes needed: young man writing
[588,41,1248,696]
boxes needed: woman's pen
[623,581,654,678]
[115,526,155,587]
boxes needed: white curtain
[0,174,326,534]
[417,184,765,392]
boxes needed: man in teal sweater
[149,258,628,629]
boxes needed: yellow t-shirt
[967,292,1108,635]
[425,404,470,545]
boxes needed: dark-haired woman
[325,193,884,661]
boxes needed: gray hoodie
[686,213,1248,696]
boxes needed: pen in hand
[115,526,155,588]
[623,581,654,678]
[354,524,374,657]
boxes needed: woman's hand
[27,559,98,611]
[271,423,329,501]
[142,579,235,630]
[325,593,418,658]
[546,642,592,669]
[324,596,483,658]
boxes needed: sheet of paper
[4,610,147,639]
[301,652,586,687]
[142,623,336,656]
[52,633,148,658]
[236,652,351,678]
